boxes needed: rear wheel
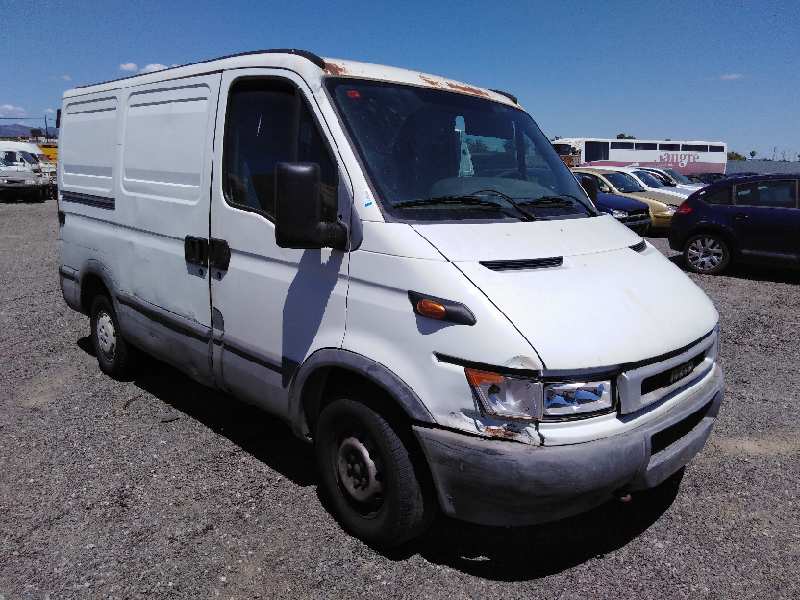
[315,397,432,547]
[684,233,730,274]
[90,295,137,378]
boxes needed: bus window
[585,141,609,162]
[635,142,657,150]
[709,145,725,152]
[682,144,709,152]
[659,143,680,151]
[610,141,634,150]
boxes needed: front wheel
[684,233,730,274]
[315,398,432,547]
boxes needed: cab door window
[223,79,338,221]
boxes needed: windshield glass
[604,171,645,193]
[327,79,593,222]
[634,170,665,188]
[664,168,692,184]
[19,151,38,165]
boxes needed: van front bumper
[414,385,722,527]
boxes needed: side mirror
[274,162,346,250]
[579,175,598,203]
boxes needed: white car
[0,141,56,193]
[637,166,703,194]
[57,49,724,547]
[0,155,41,200]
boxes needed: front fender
[287,348,436,439]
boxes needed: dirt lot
[1,199,799,599]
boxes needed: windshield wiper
[394,191,537,221]
[524,194,594,214]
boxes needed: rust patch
[324,62,347,76]
[419,74,444,88]
[445,81,489,97]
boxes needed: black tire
[90,295,137,378]
[315,397,432,547]
[683,232,731,274]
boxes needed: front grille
[651,399,712,455]
[641,353,706,395]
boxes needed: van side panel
[114,74,221,382]
[59,74,221,385]
[60,95,118,196]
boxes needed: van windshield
[327,79,594,222]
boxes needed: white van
[58,49,724,547]
[0,141,55,192]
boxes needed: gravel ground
[1,199,798,599]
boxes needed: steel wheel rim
[96,311,116,358]
[687,237,724,271]
[336,435,384,506]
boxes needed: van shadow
[401,475,681,581]
[76,336,316,486]
[77,335,677,580]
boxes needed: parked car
[58,50,724,547]
[0,154,43,201]
[687,172,725,185]
[0,141,57,198]
[593,189,651,234]
[637,166,702,193]
[573,167,681,230]
[607,166,691,200]
[669,174,800,274]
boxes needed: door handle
[209,238,231,271]
[734,213,749,221]
[184,236,209,266]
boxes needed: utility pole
[44,114,49,140]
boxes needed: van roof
[64,48,518,107]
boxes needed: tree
[30,128,43,138]
[616,133,636,139]
[727,151,747,161]
[749,150,757,159]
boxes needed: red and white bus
[552,138,727,174]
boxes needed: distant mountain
[0,123,58,138]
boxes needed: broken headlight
[542,380,613,419]
[465,368,614,421]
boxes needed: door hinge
[184,236,209,266]
[209,238,231,271]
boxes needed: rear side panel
[59,73,221,383]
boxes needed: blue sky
[2,0,798,158]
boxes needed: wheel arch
[288,348,436,440]
[685,223,739,256]
[78,261,117,315]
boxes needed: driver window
[223,79,338,221]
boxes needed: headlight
[465,369,543,420]
[611,209,628,218]
[543,381,613,419]
[0,178,6,184]
[658,205,677,216]
[465,368,615,421]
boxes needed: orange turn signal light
[464,368,505,387]
[415,298,447,320]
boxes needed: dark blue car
[669,174,800,274]
[595,191,651,234]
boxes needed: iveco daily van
[58,50,724,547]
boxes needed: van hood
[413,216,717,369]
